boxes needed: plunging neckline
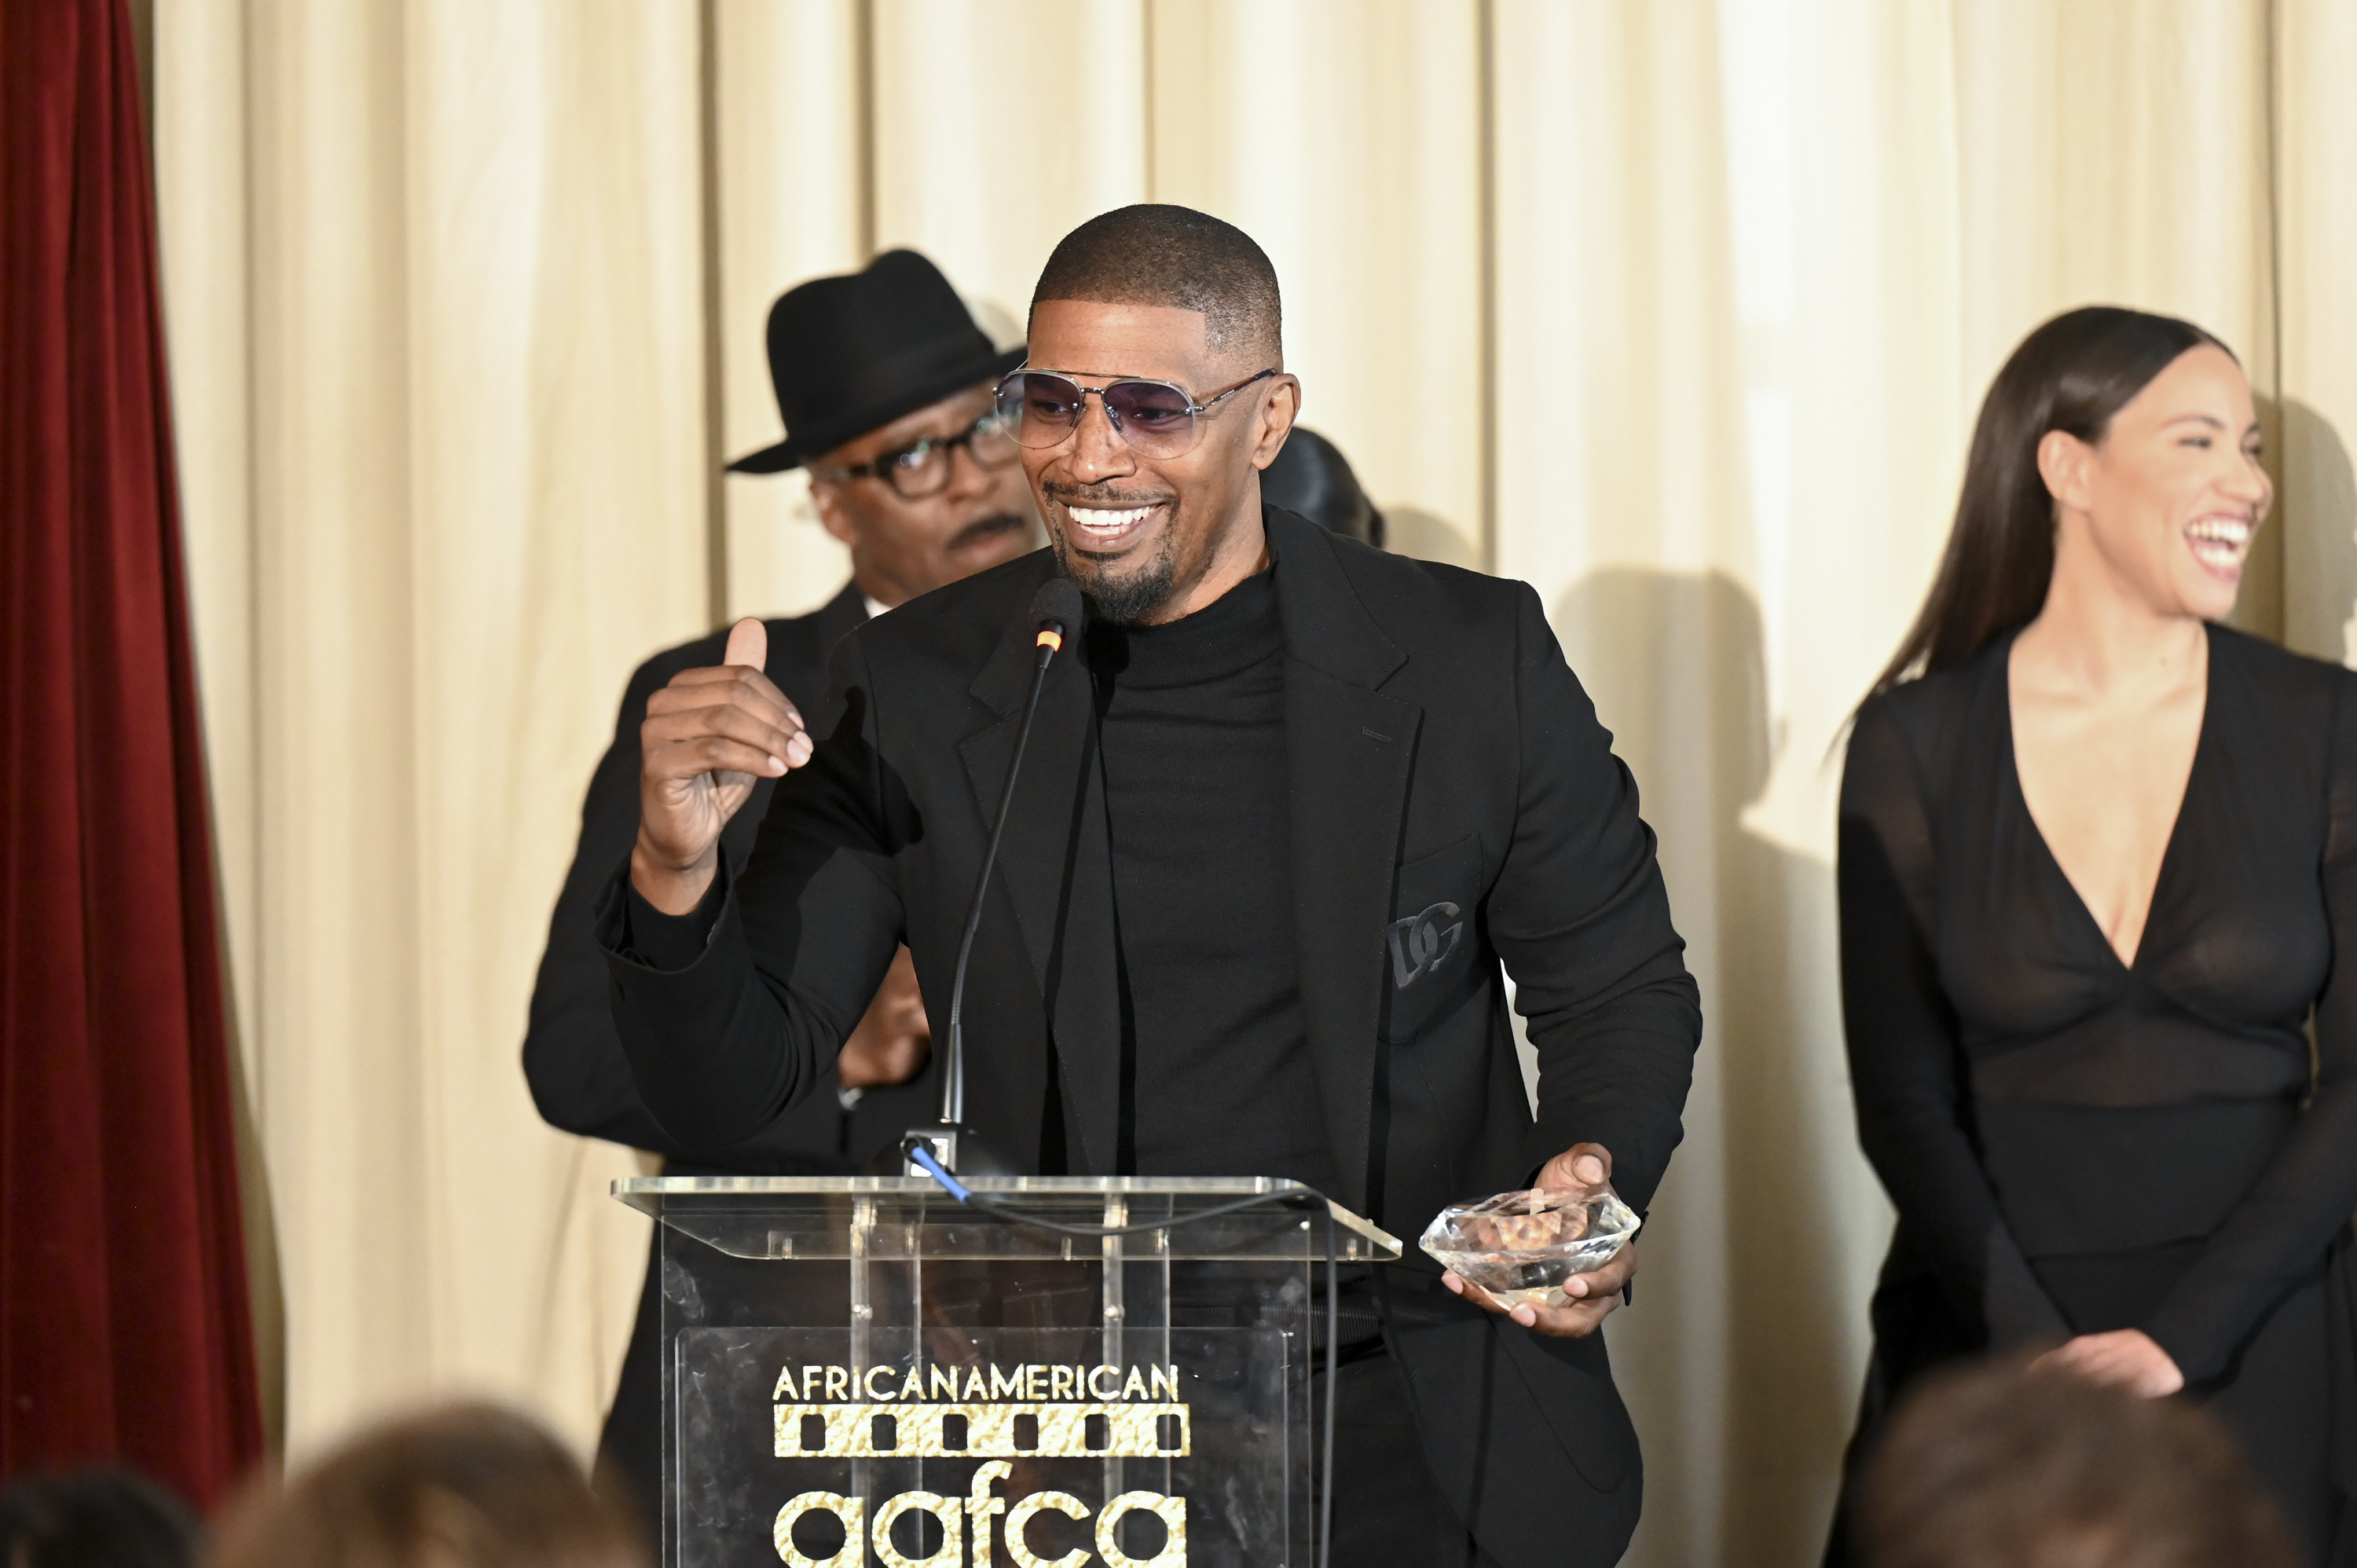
[2001,625,2214,976]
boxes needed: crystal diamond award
[1419,1184,1640,1309]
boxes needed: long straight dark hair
[1870,306,2229,695]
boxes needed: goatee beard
[1051,526,1179,627]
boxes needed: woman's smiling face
[2045,343,2272,623]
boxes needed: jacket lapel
[1273,514,1418,1213]
[953,517,1418,1192]
[955,610,1123,1173]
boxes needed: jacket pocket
[1380,834,1485,1043]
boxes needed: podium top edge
[611,1174,1402,1256]
[616,1174,1305,1194]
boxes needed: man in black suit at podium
[522,250,1036,1526]
[598,207,1701,1566]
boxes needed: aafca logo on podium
[768,1360,1190,1568]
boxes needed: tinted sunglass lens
[1102,380,1196,455]
[999,373,1087,448]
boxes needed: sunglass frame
[994,367,1277,457]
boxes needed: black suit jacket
[525,582,937,1174]
[599,511,1701,1564]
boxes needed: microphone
[890,577,1083,1176]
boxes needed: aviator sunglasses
[994,367,1276,459]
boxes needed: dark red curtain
[0,0,265,1505]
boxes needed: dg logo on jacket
[1387,901,1464,990]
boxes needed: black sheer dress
[1836,625,2357,1562]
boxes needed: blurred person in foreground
[1853,1357,2298,1568]
[206,1404,641,1568]
[601,203,1699,1566]
[1833,306,2357,1563]
[0,1467,200,1568]
[521,249,1035,1526]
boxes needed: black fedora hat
[728,249,1027,474]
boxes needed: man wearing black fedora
[519,248,1036,1528]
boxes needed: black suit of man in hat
[601,206,1700,1567]
[520,250,1040,1527]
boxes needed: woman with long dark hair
[1833,306,2357,1561]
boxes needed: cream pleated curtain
[152,4,2357,1565]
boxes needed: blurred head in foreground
[207,1404,644,1568]
[1853,1357,2295,1568]
[0,1467,201,1568]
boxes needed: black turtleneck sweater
[621,567,1340,1193]
[1085,569,1335,1194]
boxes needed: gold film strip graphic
[774,1402,1191,1460]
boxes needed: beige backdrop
[152,5,2357,1564]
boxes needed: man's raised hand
[632,617,813,914]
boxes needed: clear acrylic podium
[616,1176,1401,1568]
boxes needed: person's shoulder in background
[626,582,867,726]
[1854,636,2001,745]
[2207,620,2357,734]
[1272,502,1526,677]
[1262,425,1385,548]
[1843,636,2012,822]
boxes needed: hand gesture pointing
[631,617,813,914]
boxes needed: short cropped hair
[206,1403,645,1568]
[1031,204,1281,363]
[1853,1357,2297,1568]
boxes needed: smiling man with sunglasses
[602,207,1700,1566]
[521,249,1036,1535]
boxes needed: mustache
[1041,482,1178,509]
[947,511,1029,551]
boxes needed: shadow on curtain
[1557,567,1853,1566]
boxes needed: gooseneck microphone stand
[896,577,1083,1176]
[894,576,1343,1568]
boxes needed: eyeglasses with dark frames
[993,368,1277,459]
[810,409,1021,500]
